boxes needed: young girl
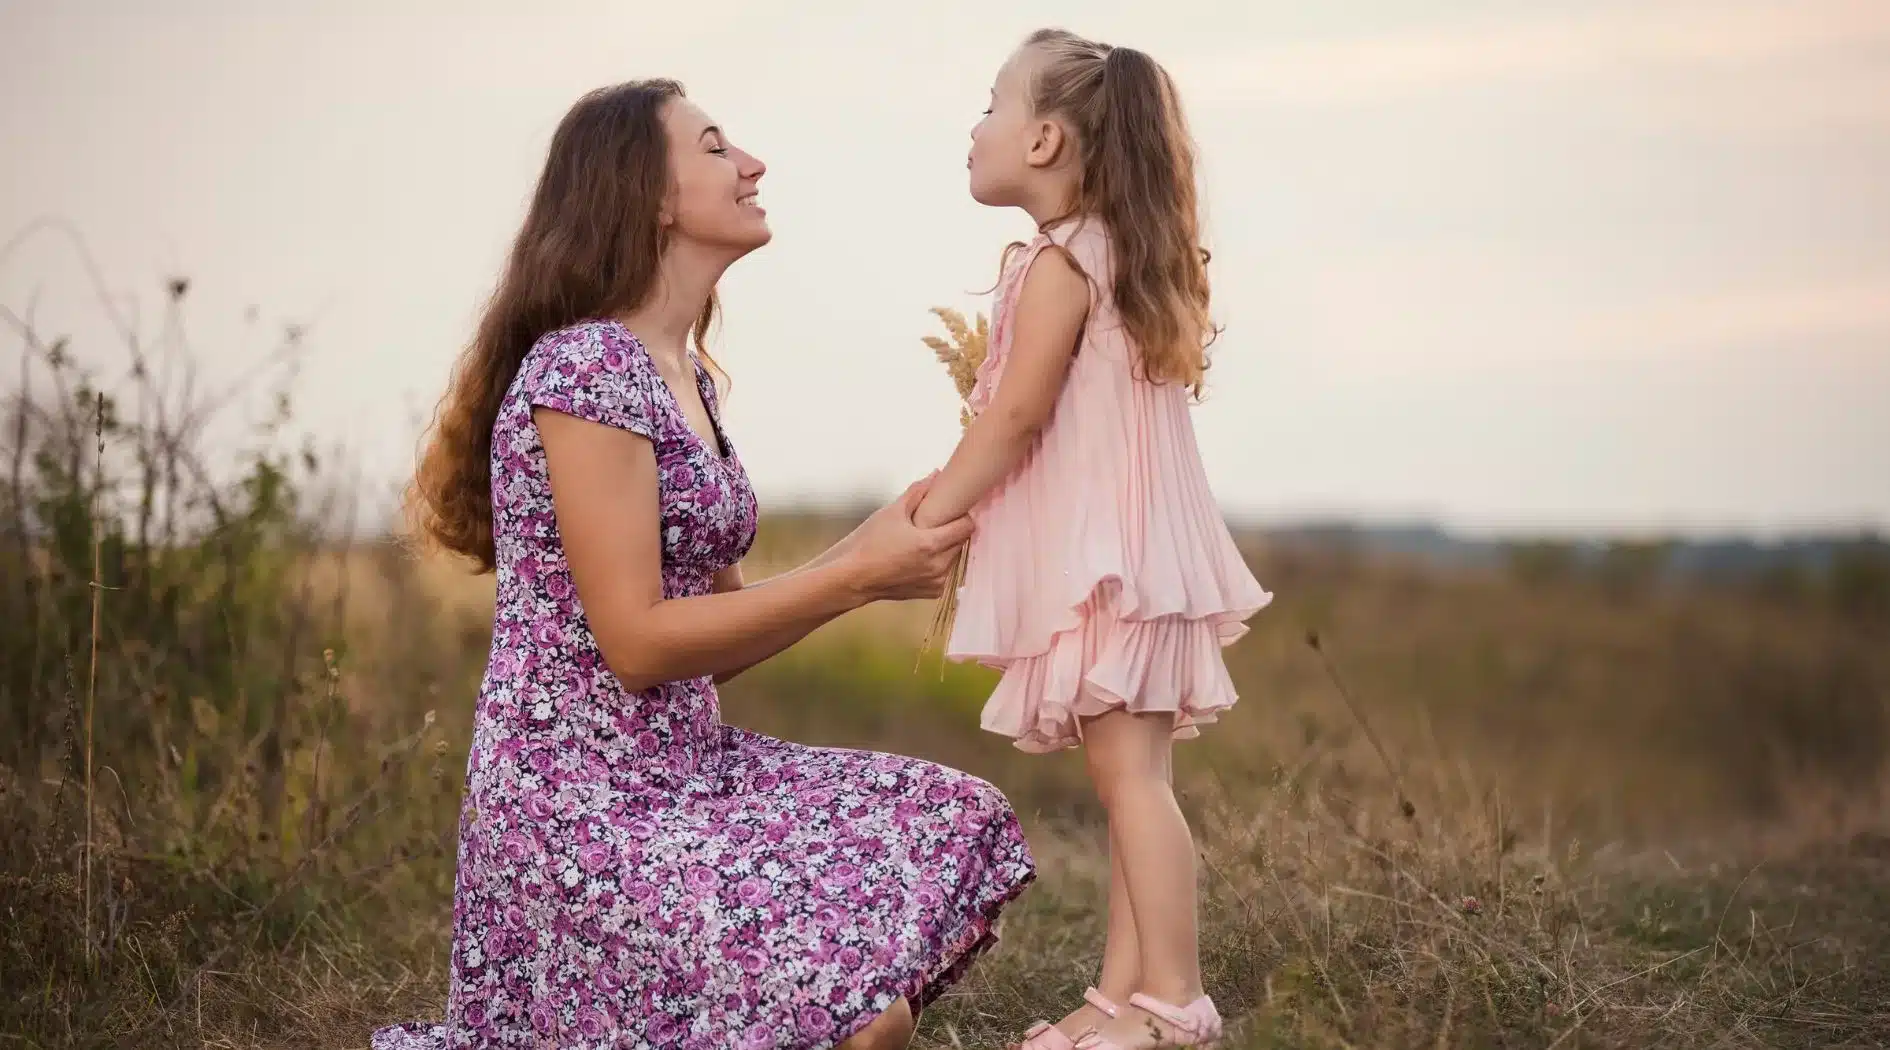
[912,28,1271,1050]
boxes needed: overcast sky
[4,0,1887,537]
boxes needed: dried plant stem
[83,391,104,966]
[915,546,968,675]
[913,306,987,675]
[1306,629,1417,821]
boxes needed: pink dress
[947,221,1273,753]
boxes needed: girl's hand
[834,475,973,602]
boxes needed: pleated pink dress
[947,219,1273,753]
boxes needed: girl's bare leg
[1050,824,1143,1038]
[1083,711,1202,1046]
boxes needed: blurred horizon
[4,0,1888,540]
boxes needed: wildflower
[1459,895,1482,915]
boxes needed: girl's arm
[912,248,1090,529]
[538,410,970,693]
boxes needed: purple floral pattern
[373,321,1035,1050]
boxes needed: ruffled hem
[969,581,1269,753]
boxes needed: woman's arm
[709,565,752,684]
[538,409,969,692]
[912,248,1090,529]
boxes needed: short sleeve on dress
[524,322,660,440]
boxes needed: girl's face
[969,46,1056,207]
[662,97,770,256]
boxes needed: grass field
[7,514,1890,1049]
[4,309,1889,1047]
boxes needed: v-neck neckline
[609,321,731,463]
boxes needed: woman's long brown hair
[406,79,722,573]
[1023,29,1218,393]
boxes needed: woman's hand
[832,476,974,603]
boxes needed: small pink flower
[596,964,622,993]
[577,842,612,874]
[624,880,657,907]
[736,878,771,907]
[575,1006,608,1040]
[796,1006,834,1037]
[529,1002,556,1033]
[684,866,720,894]
[524,792,555,821]
[1460,895,1483,915]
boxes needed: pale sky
[4,0,1888,537]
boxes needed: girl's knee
[1084,735,1168,811]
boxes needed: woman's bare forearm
[596,559,864,692]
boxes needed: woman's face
[662,97,770,256]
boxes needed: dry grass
[6,265,1889,1048]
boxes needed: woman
[373,79,1036,1050]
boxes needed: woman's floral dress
[372,320,1036,1050]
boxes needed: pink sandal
[1057,993,1224,1049]
[1015,988,1122,1049]
[1127,992,1223,1046]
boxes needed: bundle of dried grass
[917,306,989,669]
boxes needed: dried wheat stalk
[916,307,989,670]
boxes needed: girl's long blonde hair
[1022,28,1218,394]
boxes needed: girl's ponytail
[1027,30,1217,393]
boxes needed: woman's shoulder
[514,319,661,436]
[520,320,658,395]
[530,318,645,366]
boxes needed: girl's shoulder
[1041,218,1113,287]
